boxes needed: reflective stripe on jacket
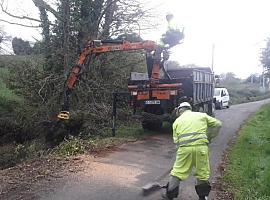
[167,20,178,31]
[173,110,222,147]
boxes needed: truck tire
[142,105,163,131]
[208,101,215,116]
[216,101,223,110]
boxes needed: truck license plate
[145,100,160,105]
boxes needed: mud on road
[1,99,269,200]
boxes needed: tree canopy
[12,38,33,55]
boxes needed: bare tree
[0,0,41,27]
[1,0,156,43]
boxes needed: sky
[1,0,270,78]
[149,0,270,78]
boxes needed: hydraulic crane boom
[57,39,160,120]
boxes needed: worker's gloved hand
[207,126,221,142]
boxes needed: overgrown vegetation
[53,123,143,156]
[0,53,147,168]
[53,122,171,157]
[0,121,154,169]
[0,0,158,170]
[222,82,270,105]
[0,67,22,103]
[0,0,153,140]
[0,141,46,170]
[0,66,24,143]
[222,104,270,200]
[217,72,270,105]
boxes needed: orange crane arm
[58,40,158,120]
[66,40,157,90]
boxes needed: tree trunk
[32,0,52,70]
[77,0,104,52]
[63,0,70,72]
[100,0,117,39]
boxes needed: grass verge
[222,104,270,200]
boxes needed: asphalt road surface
[39,99,270,200]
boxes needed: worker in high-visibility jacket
[162,102,222,200]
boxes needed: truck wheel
[142,120,162,131]
[208,102,215,116]
[220,101,223,109]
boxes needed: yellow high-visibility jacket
[167,19,179,31]
[173,110,222,147]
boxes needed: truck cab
[214,87,230,109]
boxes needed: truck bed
[167,68,214,104]
[128,67,214,105]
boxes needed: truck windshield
[214,89,221,96]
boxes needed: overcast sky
[1,0,270,78]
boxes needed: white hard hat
[166,13,174,21]
[178,102,191,109]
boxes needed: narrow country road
[28,100,270,199]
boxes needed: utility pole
[211,44,215,72]
[262,69,265,90]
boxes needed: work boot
[161,176,180,200]
[195,181,211,200]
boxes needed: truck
[127,66,215,130]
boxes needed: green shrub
[0,141,45,169]
[54,137,86,156]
